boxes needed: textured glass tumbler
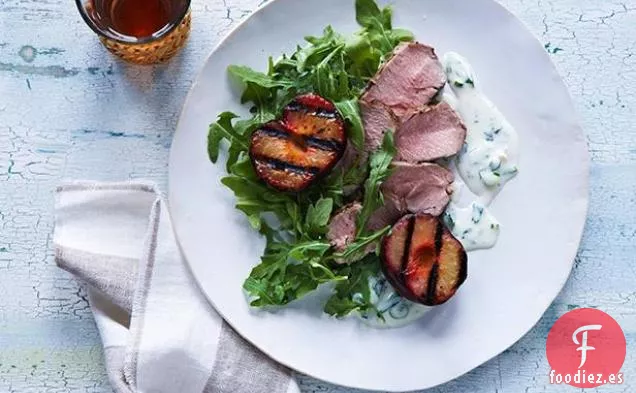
[76,0,191,64]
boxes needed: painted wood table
[0,0,634,391]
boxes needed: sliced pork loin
[360,100,400,152]
[395,101,467,162]
[369,162,455,230]
[367,202,403,232]
[327,202,362,253]
[361,42,447,122]
[383,162,454,215]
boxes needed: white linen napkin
[53,181,300,393]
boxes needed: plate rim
[168,0,590,390]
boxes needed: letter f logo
[572,325,602,368]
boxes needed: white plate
[168,0,589,391]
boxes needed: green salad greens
[207,0,413,318]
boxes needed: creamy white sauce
[443,52,519,205]
[440,52,520,251]
[358,274,430,328]
[443,182,501,251]
[443,201,500,252]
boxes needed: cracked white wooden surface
[0,0,634,392]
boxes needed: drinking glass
[76,0,191,64]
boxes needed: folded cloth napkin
[53,182,300,393]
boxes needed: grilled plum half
[283,94,346,143]
[249,94,346,192]
[381,214,467,306]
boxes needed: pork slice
[367,202,403,232]
[367,162,454,231]
[359,100,400,152]
[327,202,362,253]
[382,162,454,216]
[361,42,447,121]
[395,101,467,162]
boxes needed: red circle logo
[546,308,626,388]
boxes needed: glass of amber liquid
[76,0,191,64]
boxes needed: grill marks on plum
[284,103,339,119]
[283,95,347,144]
[426,220,444,304]
[249,94,346,192]
[380,216,416,301]
[425,263,439,305]
[381,214,468,306]
[257,125,291,140]
[254,156,321,175]
[434,220,444,255]
[258,125,342,153]
[403,215,438,299]
[399,215,416,283]
[252,159,316,192]
[304,137,343,153]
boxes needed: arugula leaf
[344,33,382,79]
[228,153,257,179]
[390,28,415,43]
[286,262,346,301]
[228,65,295,90]
[355,0,413,56]
[305,198,334,235]
[243,240,290,306]
[355,0,391,30]
[342,157,369,190]
[298,27,344,72]
[309,169,346,207]
[334,225,390,263]
[314,62,337,99]
[335,99,364,150]
[207,112,244,163]
[228,65,298,120]
[324,255,381,318]
[356,0,394,53]
[221,169,296,231]
[307,43,351,101]
[289,241,332,260]
[208,113,271,171]
[356,132,396,235]
[244,239,346,307]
